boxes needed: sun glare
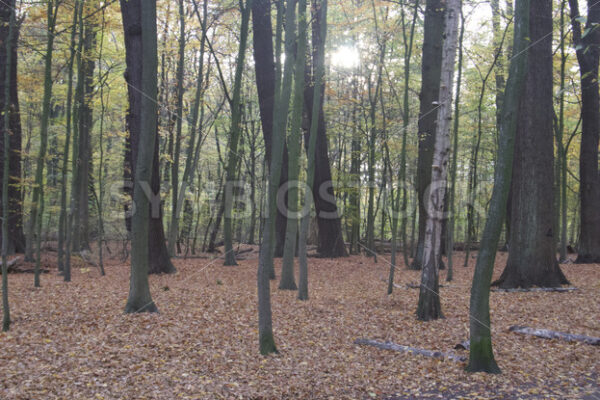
[330,45,360,69]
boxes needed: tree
[122,0,175,276]
[467,0,530,374]
[416,0,461,321]
[410,0,445,270]
[0,0,24,257]
[1,0,17,332]
[72,15,96,252]
[167,0,186,258]
[28,0,61,287]
[302,0,347,259]
[58,0,80,276]
[280,0,306,290]
[251,0,290,259]
[493,0,569,289]
[223,0,253,266]
[568,0,600,264]
[121,0,159,313]
[257,0,301,355]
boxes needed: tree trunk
[411,0,445,270]
[494,0,568,289]
[467,0,530,374]
[122,0,159,313]
[168,0,186,257]
[303,0,347,258]
[568,0,600,264]
[1,0,17,332]
[0,0,24,256]
[416,0,460,322]
[121,0,175,277]
[223,0,252,266]
[251,0,289,258]
[280,0,306,290]
[73,20,96,252]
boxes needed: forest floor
[0,248,599,399]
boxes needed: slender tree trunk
[298,0,327,301]
[251,0,290,258]
[223,0,252,266]
[73,19,96,252]
[168,0,186,257]
[446,9,464,282]
[568,0,600,264]
[467,0,529,374]
[1,0,16,331]
[57,0,79,273]
[29,0,60,286]
[416,0,460,321]
[303,0,347,258]
[65,0,85,283]
[257,0,302,355]
[280,0,307,290]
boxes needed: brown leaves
[0,251,598,399]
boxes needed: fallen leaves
[0,250,598,399]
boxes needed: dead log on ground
[454,340,470,350]
[354,339,466,362]
[492,287,577,293]
[509,326,600,346]
[0,257,49,274]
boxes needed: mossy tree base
[466,337,501,374]
[259,333,278,355]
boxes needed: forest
[0,0,599,398]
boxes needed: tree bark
[568,0,600,264]
[280,0,306,290]
[467,0,530,374]
[494,0,568,289]
[121,0,175,276]
[250,0,289,258]
[0,0,24,256]
[122,0,159,313]
[411,0,445,270]
[303,0,347,258]
[416,0,460,322]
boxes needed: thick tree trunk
[121,0,175,276]
[494,0,568,289]
[0,1,24,256]
[568,0,600,264]
[122,0,159,313]
[250,0,289,258]
[411,0,445,270]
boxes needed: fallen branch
[354,339,466,362]
[509,326,600,346]
[492,287,577,293]
[0,256,21,271]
